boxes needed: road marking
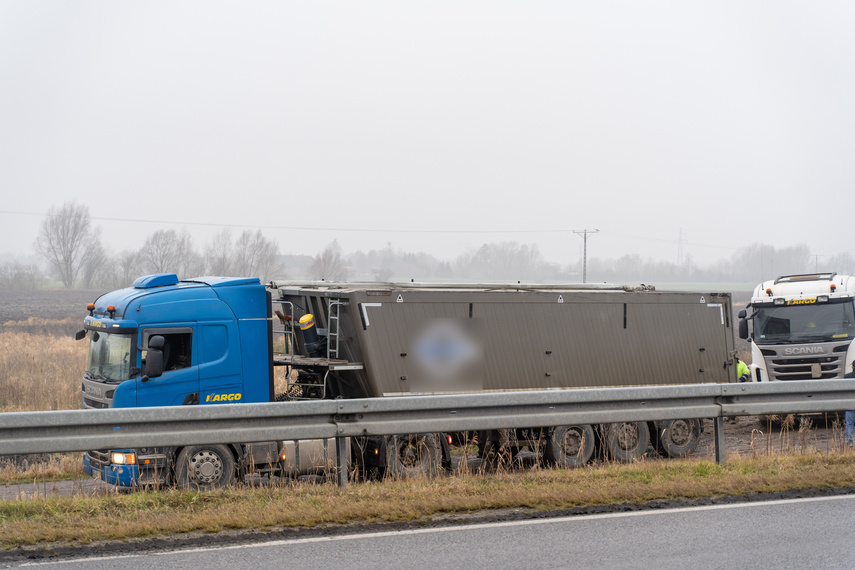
[22,493,855,566]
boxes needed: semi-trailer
[79,274,738,489]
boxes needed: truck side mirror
[737,309,747,319]
[738,319,749,340]
[74,329,87,341]
[142,335,165,380]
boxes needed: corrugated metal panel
[274,287,734,397]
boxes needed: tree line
[2,201,853,290]
[4,202,281,290]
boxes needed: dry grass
[2,453,855,548]
[0,325,88,486]
[0,329,86,413]
[0,316,83,338]
[0,454,84,485]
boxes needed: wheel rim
[190,450,223,484]
[398,437,424,467]
[669,420,690,447]
[615,423,638,451]
[561,427,584,457]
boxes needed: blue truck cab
[79,274,274,486]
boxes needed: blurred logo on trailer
[409,319,484,391]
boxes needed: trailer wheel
[385,434,440,479]
[546,425,595,468]
[604,421,649,462]
[175,444,235,490]
[655,419,701,458]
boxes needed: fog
[1,1,853,273]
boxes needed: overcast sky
[1,1,853,269]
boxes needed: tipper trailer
[79,274,738,488]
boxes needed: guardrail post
[713,416,726,465]
[335,436,348,489]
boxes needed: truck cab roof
[750,273,855,305]
[87,274,265,324]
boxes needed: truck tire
[476,430,514,471]
[654,419,701,458]
[174,444,236,490]
[604,421,649,462]
[385,434,440,479]
[546,425,595,468]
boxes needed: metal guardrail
[3,379,855,487]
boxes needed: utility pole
[573,229,599,283]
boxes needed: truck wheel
[175,444,235,490]
[655,419,701,458]
[476,431,514,471]
[604,421,649,462]
[546,425,595,468]
[385,434,440,479]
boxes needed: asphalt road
[8,494,855,569]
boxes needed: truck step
[272,354,363,371]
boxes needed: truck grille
[82,397,109,409]
[768,356,841,380]
[87,450,110,469]
[81,377,115,409]
[761,342,848,381]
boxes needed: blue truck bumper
[83,452,139,487]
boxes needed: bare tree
[308,240,347,281]
[140,230,189,273]
[205,229,235,276]
[79,229,106,288]
[34,202,99,288]
[826,252,855,275]
[454,242,553,281]
[234,229,281,282]
[0,261,44,290]
[99,249,143,289]
[718,243,812,283]
[179,235,206,279]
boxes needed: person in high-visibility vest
[728,360,752,423]
[737,360,750,383]
[844,361,855,446]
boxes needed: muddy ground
[0,289,102,323]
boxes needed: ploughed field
[0,289,100,337]
[0,289,99,323]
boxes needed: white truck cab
[738,273,855,382]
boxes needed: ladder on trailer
[272,296,362,399]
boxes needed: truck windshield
[86,332,133,381]
[754,302,855,344]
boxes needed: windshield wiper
[84,371,110,382]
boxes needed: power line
[0,209,577,236]
[0,209,773,255]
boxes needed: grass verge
[3,452,855,549]
[0,454,85,485]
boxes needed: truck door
[137,326,200,407]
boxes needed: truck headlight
[111,452,136,465]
